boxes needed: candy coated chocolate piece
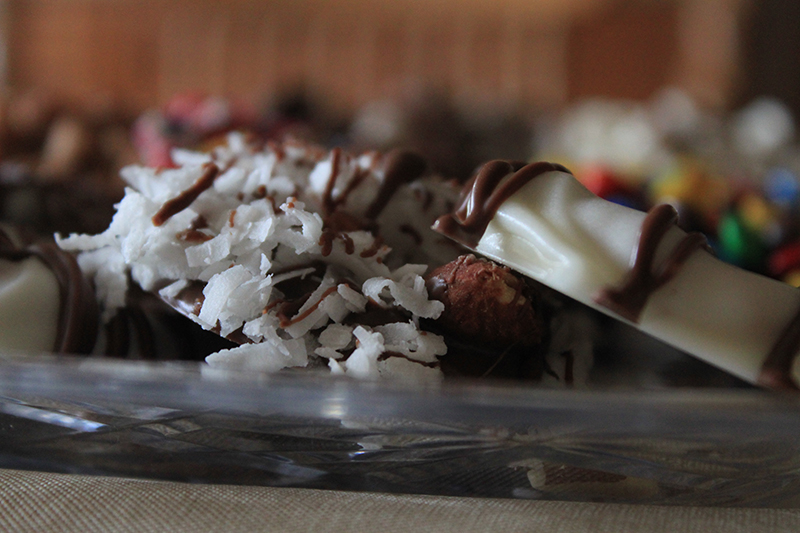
[649,160,730,220]
[768,241,800,278]
[717,211,765,271]
[737,192,778,236]
[577,165,628,199]
[765,168,800,209]
[783,268,800,288]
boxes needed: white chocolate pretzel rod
[434,160,800,390]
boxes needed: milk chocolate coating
[427,254,544,346]
[106,284,237,360]
[425,254,546,378]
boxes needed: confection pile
[51,134,593,384]
[4,89,800,390]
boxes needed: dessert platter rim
[1,351,799,438]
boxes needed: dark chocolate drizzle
[0,229,98,354]
[321,147,343,216]
[319,230,355,256]
[152,162,220,226]
[315,148,427,261]
[318,147,427,224]
[35,242,99,354]
[760,305,800,391]
[399,224,423,245]
[593,204,709,323]
[278,286,339,328]
[589,203,800,391]
[364,149,428,219]
[432,160,570,248]
[177,214,212,243]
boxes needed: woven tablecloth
[1,469,799,532]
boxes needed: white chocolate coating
[473,170,800,386]
[0,257,60,353]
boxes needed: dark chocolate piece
[320,147,343,216]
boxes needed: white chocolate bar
[450,169,800,388]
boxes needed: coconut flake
[206,340,305,372]
[345,326,383,379]
[362,273,444,319]
[378,357,443,383]
[315,323,354,360]
[199,265,254,328]
[375,322,446,363]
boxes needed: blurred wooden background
[3,0,747,116]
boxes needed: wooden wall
[3,0,747,116]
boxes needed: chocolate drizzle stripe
[152,162,220,226]
[593,204,709,323]
[337,166,369,210]
[40,244,98,353]
[359,235,383,258]
[319,231,355,256]
[432,160,569,247]
[590,203,800,391]
[760,304,800,391]
[176,229,213,243]
[1,240,99,354]
[364,149,428,220]
[280,286,339,327]
[321,147,342,216]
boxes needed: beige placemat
[0,468,798,533]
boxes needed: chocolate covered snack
[0,224,229,360]
[425,254,546,379]
[56,136,597,384]
[0,225,97,354]
[58,135,464,380]
[434,159,800,390]
[424,252,595,384]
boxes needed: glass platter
[1,352,800,508]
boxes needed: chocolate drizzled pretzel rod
[434,160,800,390]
